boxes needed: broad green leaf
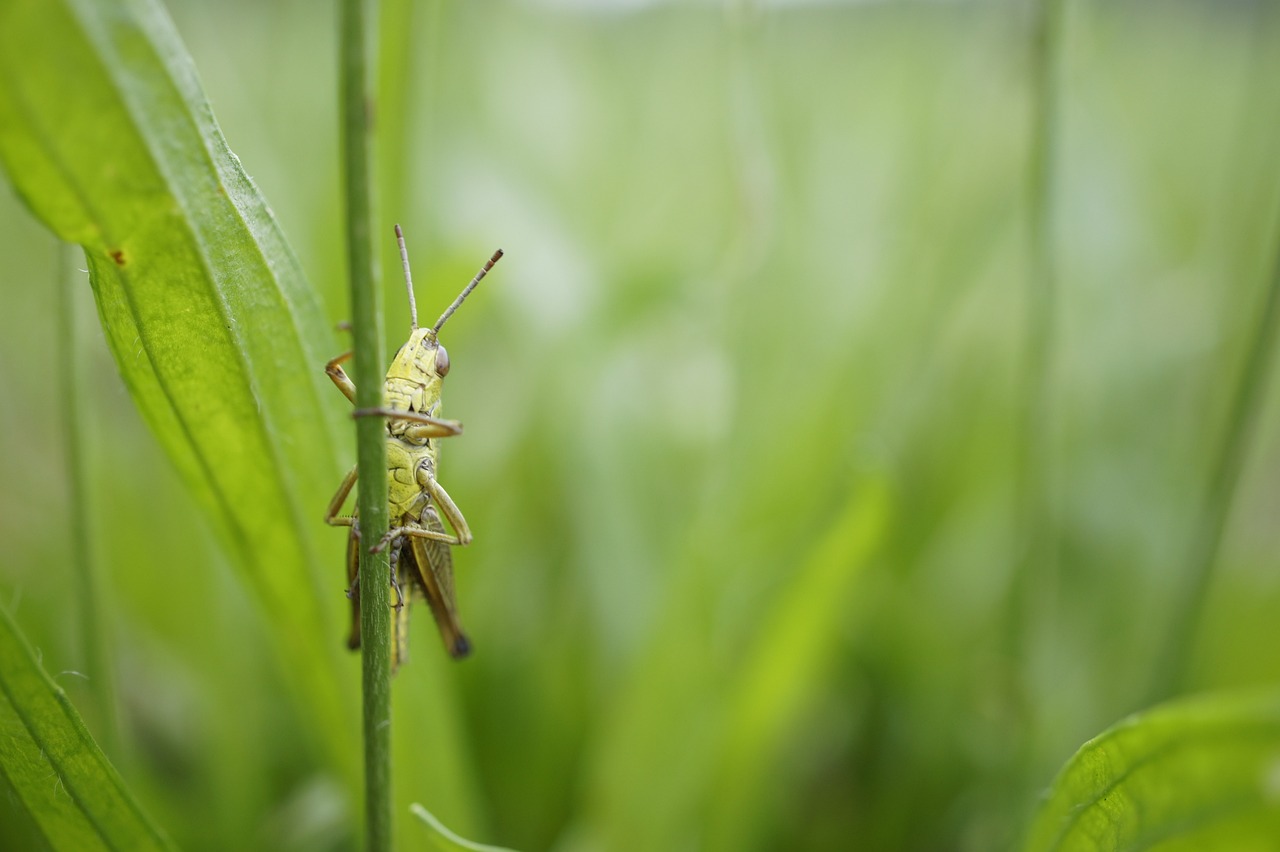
[1025,690,1280,852]
[0,0,353,772]
[0,604,174,851]
[410,804,519,852]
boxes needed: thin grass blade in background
[411,804,519,852]
[1148,208,1280,703]
[1006,0,1063,704]
[1024,691,1280,851]
[0,0,352,775]
[707,486,888,850]
[56,238,120,754]
[580,482,888,851]
[0,604,175,852]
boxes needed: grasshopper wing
[407,507,471,659]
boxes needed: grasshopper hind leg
[345,521,413,671]
[344,520,362,651]
[389,535,411,670]
[388,536,407,611]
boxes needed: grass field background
[2,1,1279,850]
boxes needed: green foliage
[0,603,173,852]
[1025,691,1280,851]
[0,1,1279,851]
[0,0,355,777]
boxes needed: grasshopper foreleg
[352,407,463,437]
[324,465,360,527]
[329,353,463,438]
[325,351,357,404]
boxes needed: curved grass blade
[707,485,888,849]
[0,604,174,852]
[583,483,888,850]
[1025,690,1280,852]
[410,804,519,852]
[0,0,352,770]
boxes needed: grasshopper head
[384,328,449,399]
[401,327,450,382]
[391,225,500,386]
[385,327,449,405]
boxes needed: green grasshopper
[324,225,502,668]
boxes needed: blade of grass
[410,804,518,852]
[1006,0,1063,705]
[707,486,888,850]
[56,238,118,756]
[339,0,394,849]
[993,15,1065,840]
[0,603,174,852]
[0,0,354,778]
[1148,189,1280,703]
[377,0,418,237]
[1143,7,1280,704]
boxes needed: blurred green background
[2,0,1280,850]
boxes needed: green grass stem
[1005,0,1063,727]
[57,240,118,753]
[1149,196,1280,704]
[339,0,394,849]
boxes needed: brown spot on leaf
[110,250,126,266]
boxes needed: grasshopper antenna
[395,224,419,331]
[433,249,504,334]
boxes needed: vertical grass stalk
[340,0,394,849]
[999,6,1064,837]
[1148,200,1280,704]
[57,240,118,752]
[1005,0,1062,716]
[377,0,417,233]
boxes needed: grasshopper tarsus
[388,560,406,611]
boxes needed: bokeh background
[3,1,1280,850]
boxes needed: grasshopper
[324,225,502,668]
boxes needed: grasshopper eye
[435,345,450,377]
